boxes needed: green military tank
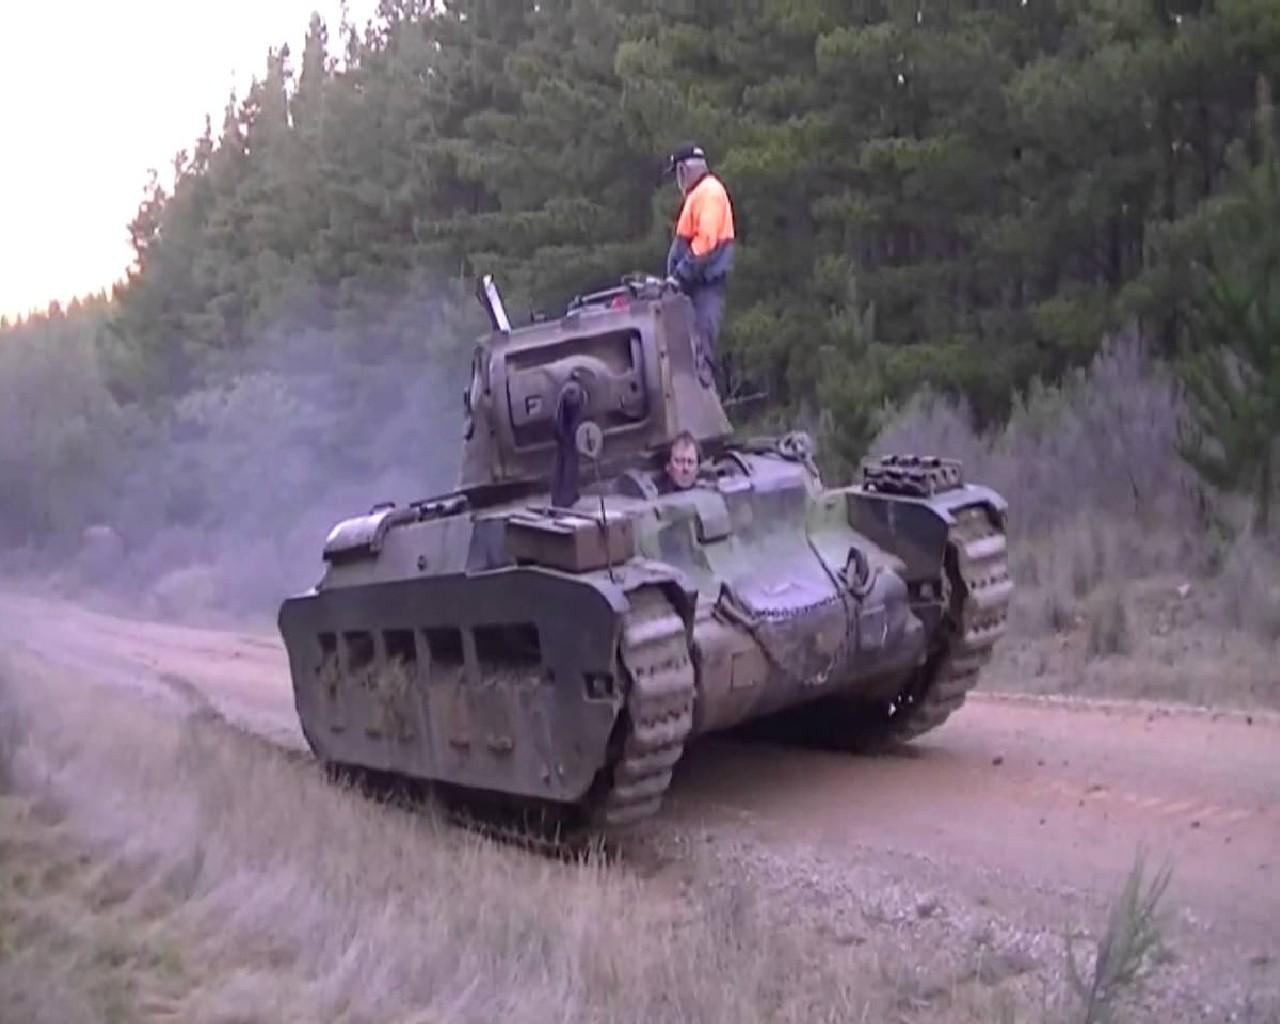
[278,274,1012,835]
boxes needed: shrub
[872,331,1200,543]
[1066,850,1173,1024]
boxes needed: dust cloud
[7,291,475,622]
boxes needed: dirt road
[2,589,1277,1018]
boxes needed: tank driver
[662,430,701,492]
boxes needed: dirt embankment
[0,589,1277,1022]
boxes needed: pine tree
[56,0,1280,446]
[1178,80,1280,533]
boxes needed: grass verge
[1,656,1194,1024]
[0,660,884,1023]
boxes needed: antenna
[575,421,615,583]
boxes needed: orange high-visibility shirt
[675,174,736,256]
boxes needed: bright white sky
[0,0,380,321]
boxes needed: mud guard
[845,482,1008,583]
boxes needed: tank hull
[277,451,1012,834]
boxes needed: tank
[277,274,1013,836]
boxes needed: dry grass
[0,661,893,1024]
[0,798,189,1024]
[2,657,1177,1024]
[873,332,1280,711]
[986,526,1280,709]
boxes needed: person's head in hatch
[666,431,700,490]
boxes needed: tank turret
[459,275,730,500]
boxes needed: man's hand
[664,274,683,292]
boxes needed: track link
[887,503,1013,740]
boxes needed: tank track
[885,503,1013,741]
[600,587,696,827]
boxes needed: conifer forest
[3,0,1279,579]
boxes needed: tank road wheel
[852,503,1013,748]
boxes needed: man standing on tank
[665,143,736,390]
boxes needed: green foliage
[1178,82,1280,533]
[85,0,1280,417]
[813,275,886,477]
[0,298,128,547]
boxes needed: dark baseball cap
[665,142,707,174]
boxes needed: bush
[872,330,1201,543]
[1215,534,1280,642]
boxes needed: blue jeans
[690,284,725,389]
